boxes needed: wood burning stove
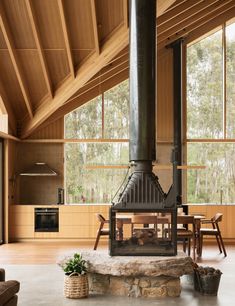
[109,0,178,256]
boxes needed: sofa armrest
[0,269,5,282]
[0,280,20,305]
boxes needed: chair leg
[192,236,196,261]
[215,234,222,253]
[218,233,227,257]
[188,238,191,256]
[183,239,186,252]
[94,231,101,250]
[199,234,203,256]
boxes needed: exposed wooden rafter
[0,5,33,119]
[123,0,128,28]
[38,67,129,131]
[25,0,53,98]
[19,0,176,138]
[90,0,100,54]
[158,0,233,45]
[21,27,129,138]
[57,0,75,79]
[187,6,235,44]
[0,81,17,134]
[158,0,235,48]
[157,0,179,17]
[158,0,211,34]
[158,0,202,25]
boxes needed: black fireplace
[109,0,179,256]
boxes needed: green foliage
[187,23,235,204]
[64,80,129,204]
[61,253,87,276]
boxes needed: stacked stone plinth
[81,251,193,298]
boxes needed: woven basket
[64,272,89,299]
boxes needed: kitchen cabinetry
[188,205,235,240]
[9,205,110,241]
[10,204,235,241]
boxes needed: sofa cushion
[0,281,20,305]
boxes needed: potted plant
[59,253,89,299]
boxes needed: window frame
[186,18,235,204]
[63,80,130,205]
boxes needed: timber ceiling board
[95,0,124,44]
[0,48,27,117]
[2,0,234,138]
[0,28,6,48]
[62,0,96,69]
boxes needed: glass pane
[104,80,129,138]
[187,30,223,139]
[226,22,235,138]
[187,143,235,204]
[65,143,129,204]
[64,96,102,139]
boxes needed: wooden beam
[158,0,203,26]
[187,138,235,143]
[20,0,176,138]
[36,67,129,132]
[22,138,129,143]
[157,0,178,17]
[0,95,7,114]
[0,5,33,119]
[158,0,233,44]
[0,130,20,141]
[0,81,17,134]
[3,139,9,243]
[20,27,129,138]
[90,0,100,54]
[123,0,128,28]
[186,6,235,44]
[85,164,206,170]
[31,48,130,132]
[158,0,235,48]
[57,0,75,79]
[153,165,206,170]
[158,0,216,35]
[25,0,53,99]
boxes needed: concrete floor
[2,245,235,306]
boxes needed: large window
[64,80,129,204]
[187,19,235,204]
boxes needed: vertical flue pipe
[129,0,156,164]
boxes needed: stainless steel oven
[35,208,59,232]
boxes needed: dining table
[115,213,205,259]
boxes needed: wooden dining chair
[177,215,196,260]
[199,213,227,257]
[93,214,109,250]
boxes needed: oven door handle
[35,213,58,216]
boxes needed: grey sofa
[0,269,20,306]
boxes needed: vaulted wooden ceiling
[0,0,235,139]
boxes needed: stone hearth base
[81,251,193,298]
[89,273,181,297]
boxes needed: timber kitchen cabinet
[9,204,110,241]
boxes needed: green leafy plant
[60,253,87,276]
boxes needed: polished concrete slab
[2,245,234,306]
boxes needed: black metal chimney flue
[129,0,156,167]
[170,39,184,206]
[109,0,178,256]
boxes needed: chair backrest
[96,214,106,229]
[212,213,223,223]
[97,214,106,223]
[131,215,158,225]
